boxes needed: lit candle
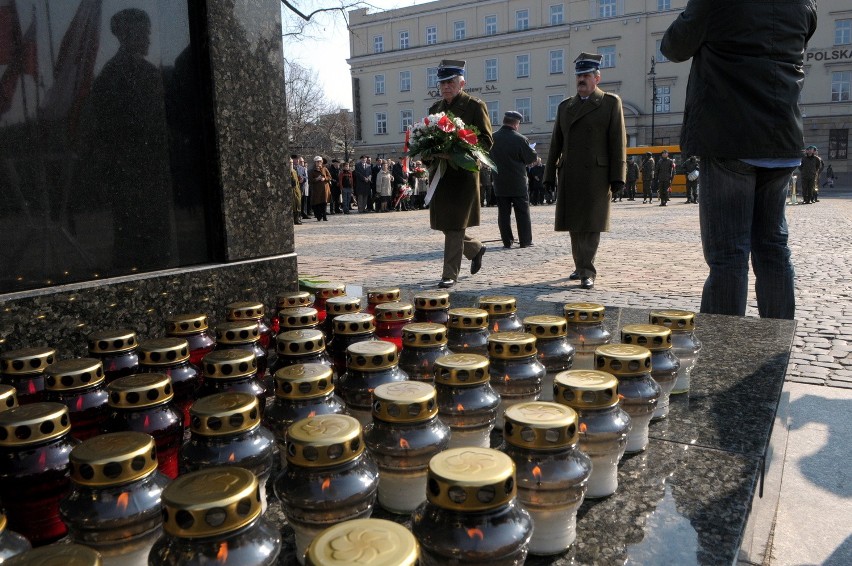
[564,303,611,370]
[433,354,499,450]
[487,332,544,430]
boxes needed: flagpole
[43,0,55,78]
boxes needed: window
[599,46,616,68]
[376,113,387,135]
[427,67,438,88]
[426,25,437,45]
[599,0,618,18]
[655,85,671,113]
[832,71,851,102]
[373,35,383,53]
[400,110,413,132]
[399,70,411,92]
[515,98,531,122]
[550,4,564,25]
[548,94,563,121]
[828,129,848,160]
[485,15,497,35]
[399,30,409,49]
[655,39,669,62]
[374,74,385,95]
[485,58,498,82]
[487,101,500,126]
[516,54,530,78]
[550,49,564,74]
[836,20,852,45]
[516,10,529,31]
[658,0,671,10]
[454,21,466,40]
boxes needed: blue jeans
[699,158,795,319]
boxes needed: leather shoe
[438,278,455,289]
[580,277,595,289]
[471,247,486,275]
[520,243,534,248]
[568,271,580,280]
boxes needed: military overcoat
[544,87,626,232]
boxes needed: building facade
[348,0,851,173]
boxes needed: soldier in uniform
[683,155,699,203]
[799,145,822,204]
[655,149,675,206]
[625,156,640,201]
[641,151,655,203]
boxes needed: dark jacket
[660,0,817,158]
[641,157,655,181]
[626,161,640,182]
[655,156,675,187]
[489,125,537,198]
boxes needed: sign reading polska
[805,48,852,62]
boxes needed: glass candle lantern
[553,370,631,498]
[0,512,31,562]
[312,283,347,323]
[214,321,269,392]
[323,296,363,342]
[271,329,334,384]
[137,338,201,428]
[0,402,75,545]
[105,374,182,479]
[165,314,215,368]
[411,447,533,566]
[398,322,450,383]
[366,287,401,315]
[649,310,703,395]
[413,290,451,325]
[150,467,282,565]
[3,544,102,565]
[0,346,56,404]
[87,329,139,384]
[523,315,575,402]
[273,291,314,334]
[595,345,660,454]
[621,324,680,420]
[182,392,276,511]
[563,303,611,370]
[374,302,415,351]
[337,341,409,427]
[329,313,376,378]
[501,402,591,555]
[199,350,266,418]
[60,432,169,566]
[274,414,379,564]
[44,358,109,441]
[487,332,545,430]
[364,381,450,513]
[305,518,419,566]
[432,353,499,449]
[277,307,322,335]
[446,308,490,356]
[264,363,345,467]
[226,301,274,350]
[0,384,18,411]
[477,295,524,333]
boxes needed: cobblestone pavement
[295,188,852,389]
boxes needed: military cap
[437,59,466,81]
[574,52,603,75]
[805,144,817,150]
[504,111,524,122]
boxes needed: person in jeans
[661,0,817,320]
[338,162,354,214]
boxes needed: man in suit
[489,111,537,249]
[426,60,493,288]
[543,52,626,290]
[354,155,372,213]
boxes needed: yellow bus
[627,145,689,197]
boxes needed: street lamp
[648,57,657,145]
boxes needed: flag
[0,58,17,113]
[402,127,410,174]
[19,11,34,76]
[0,0,21,65]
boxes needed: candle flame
[618,393,625,400]
[308,410,317,418]
[532,465,542,482]
[579,422,588,433]
[456,403,464,412]
[492,322,499,332]
[216,542,228,562]
[466,527,485,541]
[228,452,236,462]
[503,373,511,383]
[321,477,331,491]
[399,438,410,449]
[143,414,150,428]
[116,491,130,511]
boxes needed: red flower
[437,115,456,133]
[424,117,430,125]
[458,129,478,145]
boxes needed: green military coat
[544,87,626,232]
[427,91,493,232]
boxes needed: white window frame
[599,45,616,69]
[550,4,564,25]
[485,15,497,36]
[547,94,563,121]
[399,70,411,92]
[655,85,671,113]
[487,100,500,126]
[426,25,437,45]
[400,110,413,132]
[485,58,498,82]
[599,0,618,19]
[373,35,384,53]
[399,30,409,49]
[832,71,851,102]
[426,67,438,88]
[454,20,466,40]
[374,74,385,95]
[516,54,530,78]
[836,20,852,45]
[516,9,529,31]
[657,0,671,11]
[550,49,564,74]
[515,98,531,123]
[376,112,388,135]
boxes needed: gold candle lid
[427,447,516,511]
[306,518,419,566]
[325,296,362,316]
[4,544,102,565]
[69,431,158,486]
[277,291,313,309]
[87,329,138,354]
[554,370,620,409]
[487,332,537,359]
[313,283,346,300]
[447,307,489,330]
[277,307,320,330]
[215,321,261,345]
[138,338,191,366]
[401,322,448,348]
[562,303,606,324]
[226,301,266,322]
[276,329,327,356]
[0,346,56,375]
[0,402,70,446]
[503,402,578,450]
[413,290,450,311]
[286,414,364,467]
[274,363,335,400]
[432,354,490,386]
[595,344,652,376]
[45,358,105,391]
[190,392,261,436]
[367,287,401,305]
[346,341,399,371]
[202,349,257,379]
[165,313,210,336]
[476,295,517,316]
[621,324,673,351]
[374,301,415,322]
[161,467,261,538]
[333,313,376,336]
[372,381,437,423]
[649,309,697,331]
[0,384,17,411]
[523,314,568,338]
[107,373,173,409]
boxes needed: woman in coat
[376,162,394,212]
[309,156,332,221]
